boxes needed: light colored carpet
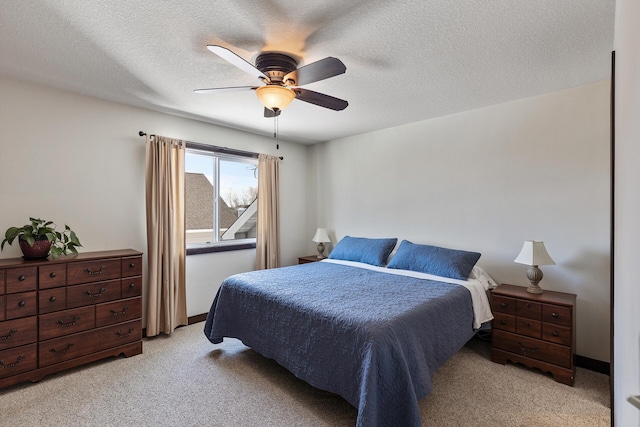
[0,322,610,426]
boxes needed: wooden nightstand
[298,255,324,264]
[490,284,576,385]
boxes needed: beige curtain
[145,135,187,336]
[255,154,280,270]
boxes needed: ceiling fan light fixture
[256,85,296,112]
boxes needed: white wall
[0,75,309,319]
[613,0,640,423]
[310,81,611,362]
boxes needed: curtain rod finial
[138,131,146,137]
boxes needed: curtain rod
[138,131,283,160]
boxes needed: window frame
[185,141,258,256]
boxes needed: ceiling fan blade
[207,45,267,80]
[293,88,348,111]
[193,86,257,94]
[263,107,281,118]
[284,57,346,86]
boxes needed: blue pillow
[386,240,481,280]
[328,236,398,267]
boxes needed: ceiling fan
[194,45,349,117]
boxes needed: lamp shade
[312,228,331,243]
[514,241,556,266]
[255,85,296,111]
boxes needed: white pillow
[469,266,498,290]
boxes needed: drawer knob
[49,344,74,356]
[526,322,531,327]
[501,320,507,325]
[129,283,136,288]
[0,329,17,341]
[129,263,136,268]
[50,296,57,302]
[50,272,57,278]
[552,331,560,337]
[500,303,507,308]
[18,301,26,307]
[0,355,25,369]
[18,275,26,281]
[552,312,559,318]
[526,303,531,308]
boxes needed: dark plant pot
[19,236,52,259]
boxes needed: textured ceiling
[0,0,615,144]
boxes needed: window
[185,143,258,254]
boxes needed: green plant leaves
[1,218,82,258]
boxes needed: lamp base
[316,242,326,259]
[526,265,544,294]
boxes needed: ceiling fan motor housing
[256,53,298,85]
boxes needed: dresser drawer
[0,296,4,321]
[96,297,141,327]
[0,269,5,294]
[516,300,541,320]
[39,288,67,314]
[0,343,37,379]
[542,304,572,327]
[122,256,142,278]
[543,323,572,346]
[6,291,37,320]
[67,279,121,309]
[121,276,142,299]
[492,312,516,333]
[6,267,37,293]
[516,318,541,339]
[0,317,37,351]
[493,330,571,369]
[39,306,96,340]
[38,264,67,289]
[492,294,516,315]
[39,320,141,367]
[67,258,121,285]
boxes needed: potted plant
[1,217,82,259]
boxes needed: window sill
[186,242,256,256]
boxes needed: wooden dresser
[0,249,143,389]
[490,283,576,385]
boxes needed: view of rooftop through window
[185,150,258,246]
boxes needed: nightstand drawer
[516,318,541,339]
[492,330,571,369]
[491,295,516,315]
[542,304,572,327]
[516,300,541,320]
[543,323,571,346]
[493,312,516,332]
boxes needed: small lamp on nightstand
[514,240,556,294]
[312,228,331,259]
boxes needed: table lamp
[514,240,556,294]
[312,228,331,259]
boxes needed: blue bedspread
[204,262,476,427]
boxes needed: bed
[204,237,495,427]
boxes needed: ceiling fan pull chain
[274,115,279,150]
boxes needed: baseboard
[188,313,208,324]
[576,355,610,375]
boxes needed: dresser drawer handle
[500,303,507,308]
[518,342,539,354]
[18,275,26,281]
[0,329,17,341]
[500,320,507,325]
[85,288,107,298]
[0,355,25,369]
[526,303,531,308]
[129,283,136,288]
[110,306,129,316]
[116,328,134,338]
[49,344,74,356]
[18,301,26,307]
[84,266,106,276]
[526,322,531,327]
[552,331,560,337]
[57,316,80,327]
[552,312,559,318]
[49,272,57,278]
[50,296,57,302]
[129,263,136,268]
